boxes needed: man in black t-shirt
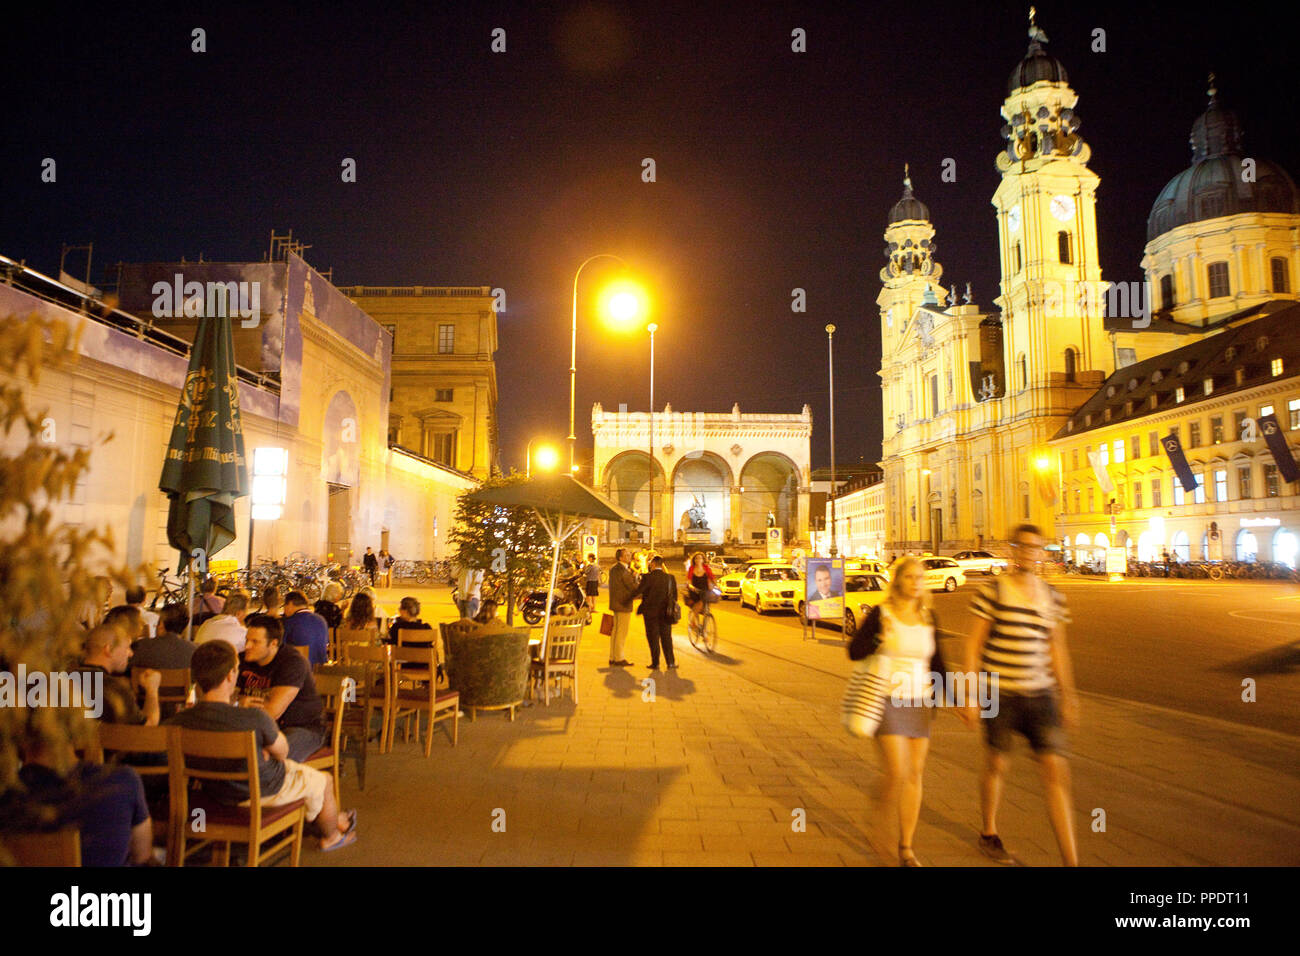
[167,641,356,851]
[237,614,325,762]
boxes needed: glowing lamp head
[534,445,559,471]
[1035,457,1051,471]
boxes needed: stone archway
[739,452,800,545]
[670,452,733,546]
[602,450,666,542]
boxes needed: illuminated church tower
[992,8,1111,397]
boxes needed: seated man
[166,641,356,852]
[282,591,329,668]
[238,615,327,763]
[195,591,251,654]
[124,585,160,639]
[130,603,197,671]
[79,623,160,726]
[17,731,152,867]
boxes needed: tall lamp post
[648,322,658,548]
[826,324,838,558]
[569,253,628,472]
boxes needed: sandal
[325,832,361,853]
[342,809,358,836]
[898,844,922,867]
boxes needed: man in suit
[607,548,638,667]
[363,547,379,585]
[633,555,678,670]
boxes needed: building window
[1272,358,1284,377]
[1113,439,1125,463]
[1151,479,1162,508]
[1014,242,1022,274]
[438,324,455,353]
[1290,398,1300,429]
[1203,377,1214,395]
[1064,348,1077,382]
[1238,466,1252,499]
[1233,411,1247,442]
[1087,489,1094,513]
[1148,432,1159,457]
[930,374,940,417]
[1188,421,1201,448]
[435,388,453,402]
[1175,386,1185,403]
[1234,368,1245,386]
[1272,257,1291,294]
[1130,435,1141,460]
[974,462,982,481]
[428,431,456,466]
[1058,231,1073,265]
[1265,464,1280,497]
[1172,476,1185,506]
[1074,490,1081,513]
[1133,482,1143,509]
[383,323,397,349]
[1207,262,1231,299]
[1193,475,1206,504]
[1214,469,1227,502]
[1018,354,1028,390]
[1211,417,1223,444]
[1160,274,1175,310]
[1072,449,1079,471]
[1099,443,1109,466]
[1261,404,1274,419]
[1023,493,1030,518]
[908,390,914,417]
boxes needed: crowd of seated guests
[5,566,493,864]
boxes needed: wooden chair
[85,722,182,865]
[1,830,81,866]
[390,645,459,755]
[306,673,349,810]
[132,667,192,717]
[336,625,379,652]
[531,614,584,705]
[317,662,370,791]
[341,643,394,754]
[169,728,306,868]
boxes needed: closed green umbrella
[159,314,250,634]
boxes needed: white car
[950,550,1007,576]
[919,557,966,591]
[893,556,967,592]
[739,564,801,614]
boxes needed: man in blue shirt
[282,591,329,667]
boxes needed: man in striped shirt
[963,523,1080,866]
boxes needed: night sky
[4,1,1297,475]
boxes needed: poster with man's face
[804,558,844,621]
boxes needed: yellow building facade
[877,16,1299,560]
[339,285,499,478]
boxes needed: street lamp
[527,440,558,478]
[569,255,645,472]
[826,324,838,558]
[648,322,658,548]
[249,446,288,567]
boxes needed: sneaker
[978,833,1018,865]
[666,663,678,669]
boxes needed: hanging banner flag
[1086,449,1114,494]
[1035,467,1057,503]
[1259,414,1300,483]
[1161,432,1199,492]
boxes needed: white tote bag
[841,652,893,738]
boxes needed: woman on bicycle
[685,552,717,611]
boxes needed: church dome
[1147,80,1300,241]
[888,166,929,223]
[1007,11,1067,94]
[1008,45,1067,94]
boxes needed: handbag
[665,578,682,624]
[599,612,615,636]
[841,604,893,737]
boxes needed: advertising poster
[804,557,844,621]
[766,527,783,560]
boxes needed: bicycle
[686,592,718,654]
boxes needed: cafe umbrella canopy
[465,474,645,652]
[158,313,250,635]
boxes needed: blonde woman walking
[847,556,946,866]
